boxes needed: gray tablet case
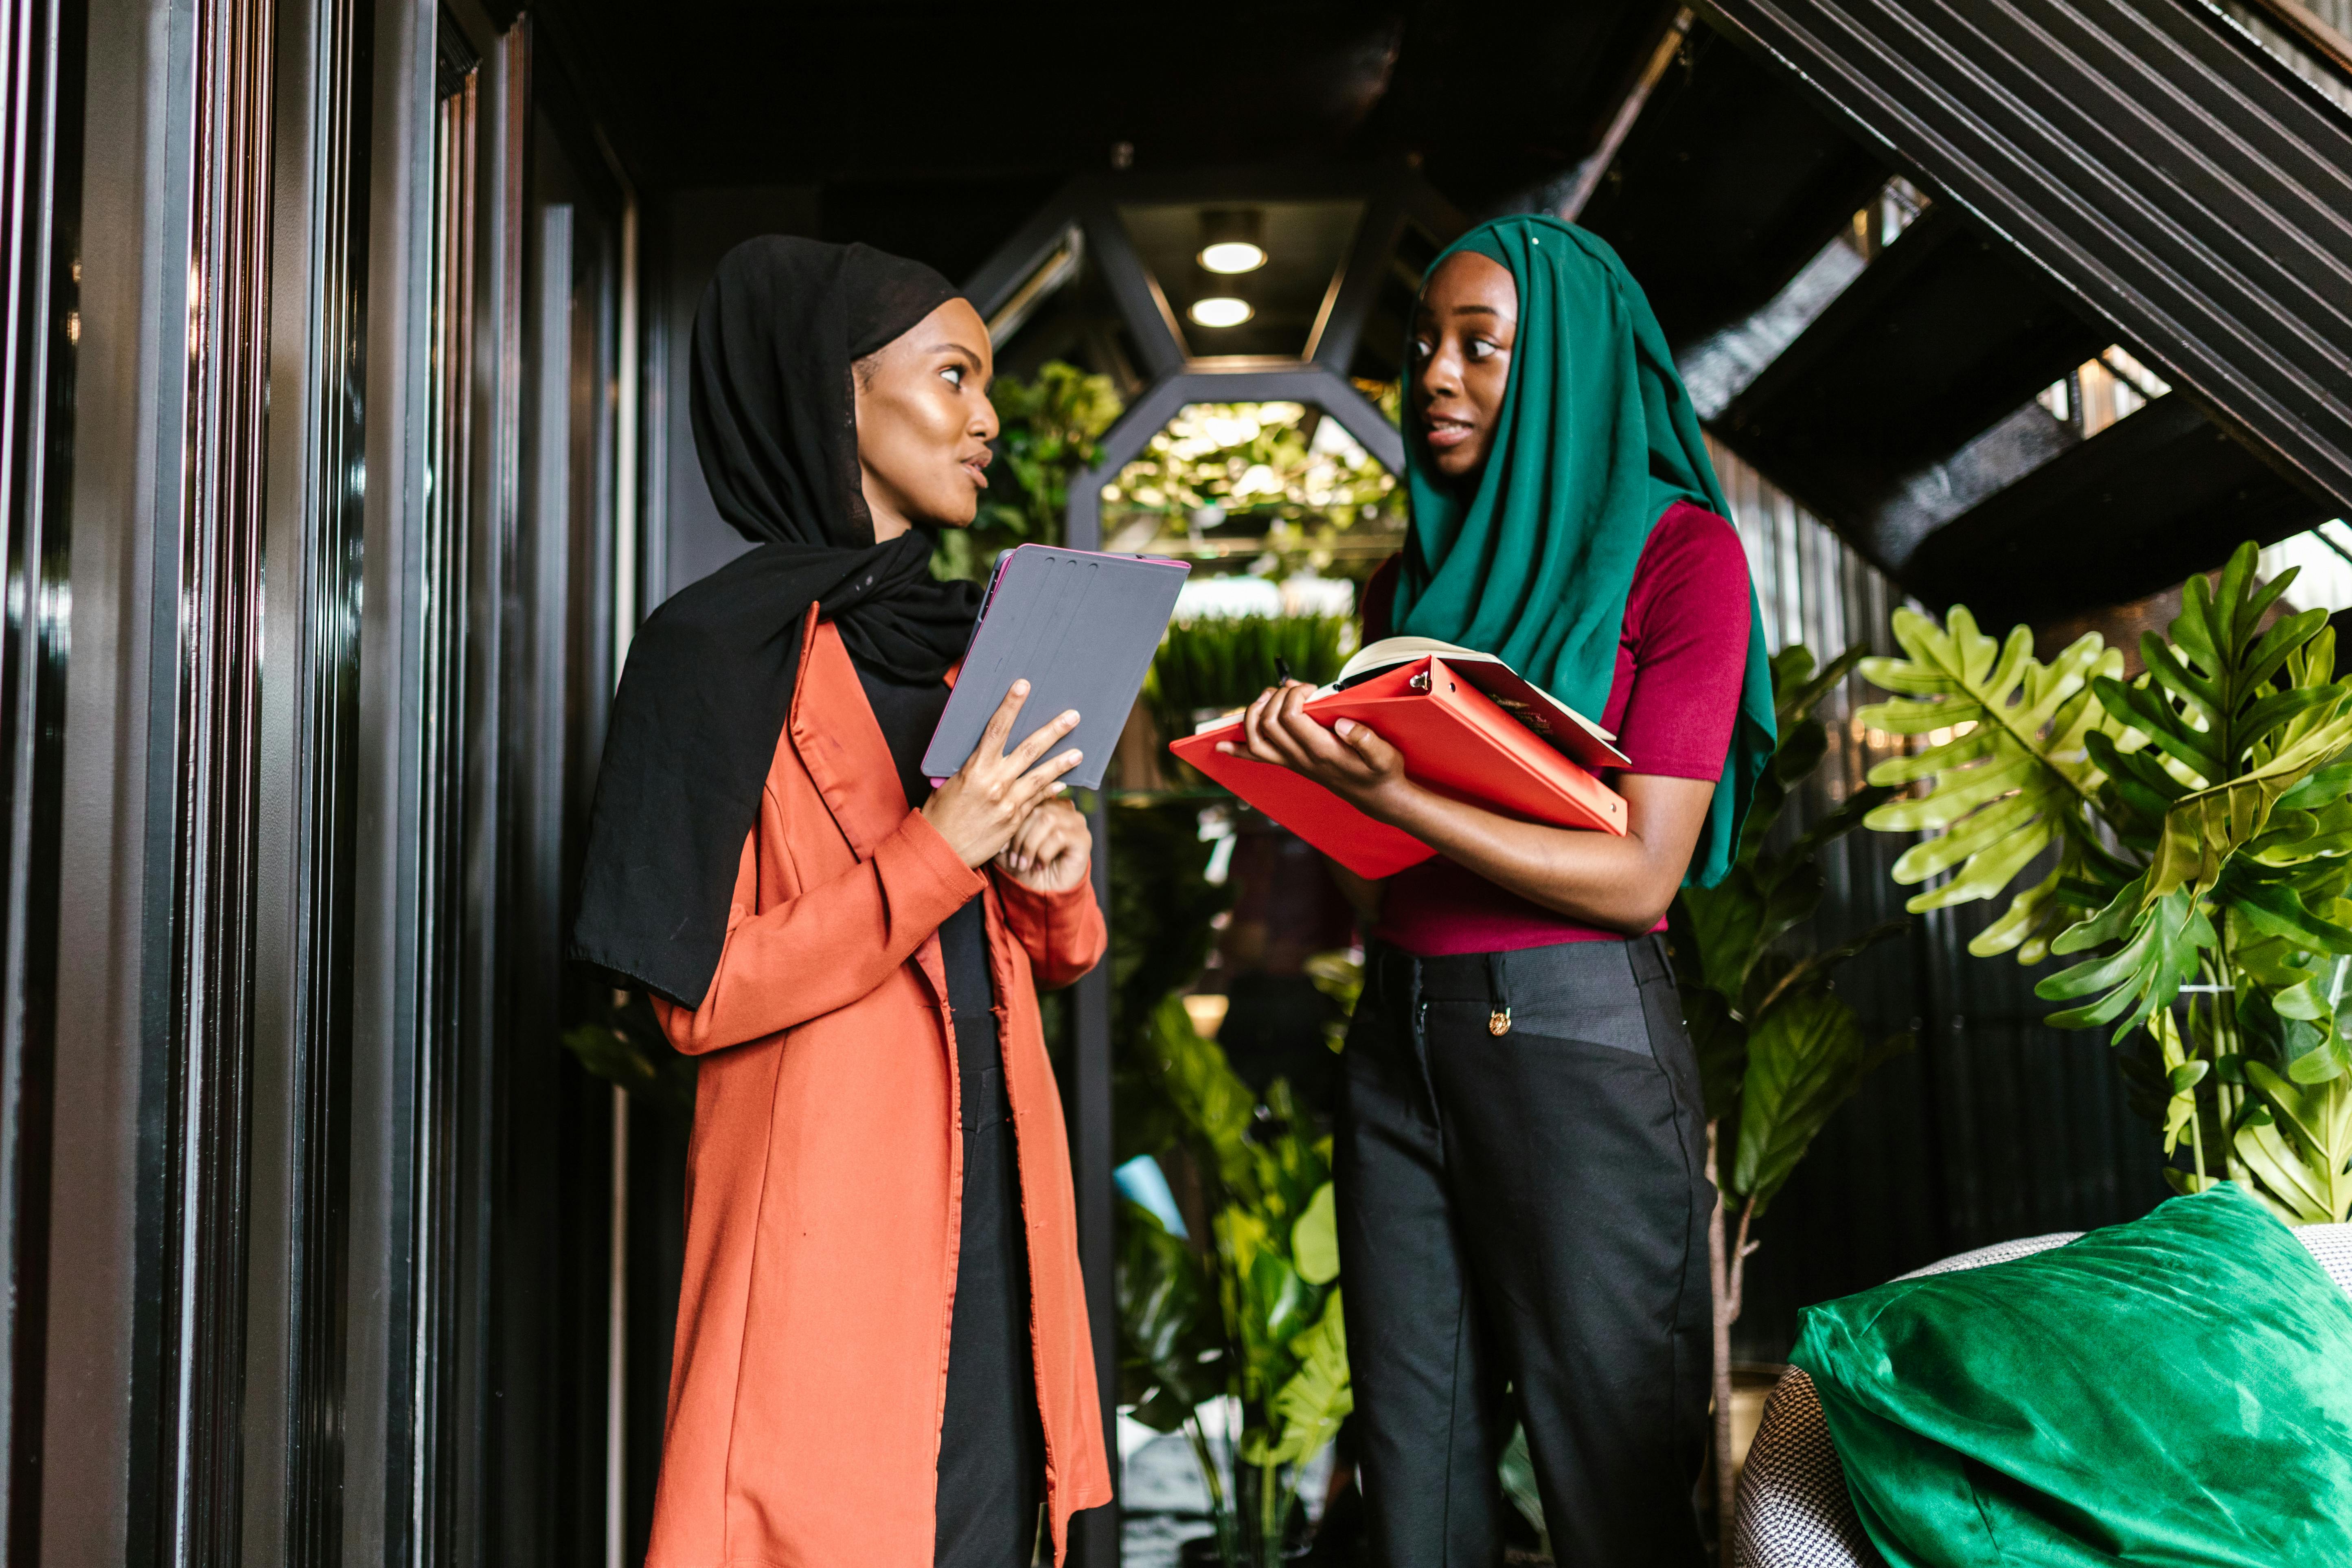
[921,545,1190,791]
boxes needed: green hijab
[1391,213,1775,889]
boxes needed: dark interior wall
[649,184,820,605]
[503,90,627,1564]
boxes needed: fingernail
[1335,719,1356,737]
[1013,679,1030,694]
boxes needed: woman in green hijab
[1225,215,1773,1565]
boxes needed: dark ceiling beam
[961,160,1467,390]
[1557,8,1698,220]
[1573,26,1891,355]
[1308,165,1465,374]
[962,192,1085,327]
[1695,0,2352,520]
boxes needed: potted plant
[1857,542,2352,1223]
[1121,995,1351,1567]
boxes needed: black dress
[853,656,1045,1568]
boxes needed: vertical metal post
[1063,487,1118,1568]
[0,0,75,1557]
[605,183,640,1568]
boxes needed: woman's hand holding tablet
[921,679,1083,868]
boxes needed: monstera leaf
[2035,550,2352,1041]
[2037,879,2214,1040]
[2272,956,2352,1086]
[2144,716,2352,906]
[2147,1009,2206,1158]
[2235,1063,2352,1224]
[2099,547,2331,789]
[1866,542,2352,1229]
[1860,608,2128,963]
[2099,550,2352,904]
[1244,1291,1352,1469]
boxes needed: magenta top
[1366,502,1756,957]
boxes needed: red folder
[1169,656,1627,879]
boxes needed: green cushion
[1791,1184,2352,1567]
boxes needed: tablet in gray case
[921,546,1190,791]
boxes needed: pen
[1276,656,1293,685]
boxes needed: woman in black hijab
[576,238,1112,1568]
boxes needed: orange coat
[646,610,1112,1567]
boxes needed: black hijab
[570,237,982,1006]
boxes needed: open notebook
[1170,639,1629,879]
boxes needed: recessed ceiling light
[1188,296,1254,328]
[1196,208,1267,278]
[1198,239,1267,274]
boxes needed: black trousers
[1336,936,1714,1568]
[934,995,1044,1568]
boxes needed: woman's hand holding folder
[1219,678,1409,813]
[1219,680,1716,937]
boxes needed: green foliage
[2235,1061,2352,1222]
[1110,803,1236,1050]
[1107,800,1237,1168]
[559,990,696,1112]
[2041,879,2213,1038]
[1498,1424,1550,1560]
[1302,950,1363,1051]
[1672,643,1912,1220]
[1861,543,2352,1223]
[1145,613,1353,753]
[1730,985,1911,1206]
[1118,1203,1227,1434]
[1290,1180,1339,1284]
[933,361,1122,581]
[1104,400,1401,557]
[1129,996,1352,1565]
[1857,608,2127,963]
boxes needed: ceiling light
[1196,208,1267,275]
[1188,296,1254,328]
[1199,239,1266,274]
